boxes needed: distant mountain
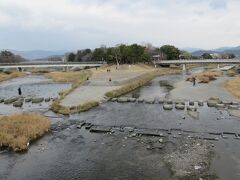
[191,50,216,56]
[7,50,69,60]
[181,47,203,53]
[191,46,240,57]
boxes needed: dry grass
[46,70,92,88]
[0,113,51,152]
[187,70,222,83]
[51,100,99,115]
[105,68,181,98]
[225,77,240,98]
[0,72,25,82]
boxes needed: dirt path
[170,76,238,101]
[61,65,152,107]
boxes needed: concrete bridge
[154,59,240,70]
[0,61,105,69]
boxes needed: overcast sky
[0,0,240,50]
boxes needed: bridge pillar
[182,64,186,71]
[217,64,220,70]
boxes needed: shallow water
[1,69,240,180]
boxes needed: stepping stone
[90,126,111,133]
[163,104,173,110]
[135,129,161,137]
[158,99,164,104]
[198,101,204,106]
[222,101,231,105]
[117,98,128,103]
[85,123,93,129]
[32,97,44,103]
[187,106,197,111]
[13,101,23,107]
[0,98,4,103]
[137,99,144,103]
[25,98,32,102]
[4,97,18,104]
[165,99,173,104]
[216,104,225,108]
[207,100,218,107]
[111,98,117,102]
[128,98,136,103]
[189,101,195,106]
[231,102,239,106]
[228,105,239,110]
[175,104,185,110]
[145,99,155,104]
[45,98,51,102]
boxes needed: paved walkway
[61,65,150,107]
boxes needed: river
[0,69,240,180]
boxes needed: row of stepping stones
[0,97,56,107]
[110,97,240,110]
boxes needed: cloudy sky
[0,0,240,50]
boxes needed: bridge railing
[0,61,106,66]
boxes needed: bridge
[154,59,240,70]
[0,61,105,69]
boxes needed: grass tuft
[0,113,51,152]
[225,77,240,98]
[0,72,25,82]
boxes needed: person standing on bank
[192,77,196,86]
[18,87,22,96]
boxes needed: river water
[0,69,240,180]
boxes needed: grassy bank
[105,68,181,98]
[225,77,240,98]
[0,72,25,82]
[0,113,50,152]
[186,70,222,83]
[51,100,99,115]
[49,70,96,115]
[46,70,92,88]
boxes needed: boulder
[175,104,185,110]
[117,97,128,103]
[163,104,173,110]
[13,101,23,107]
[32,97,44,103]
[4,97,18,104]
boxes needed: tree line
[0,50,26,63]
[66,44,236,64]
